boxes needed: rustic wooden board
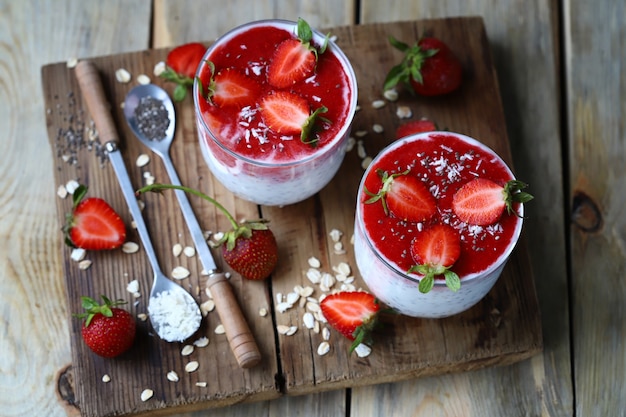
[42,17,542,417]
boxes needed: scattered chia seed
[134,96,170,141]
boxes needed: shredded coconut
[148,290,201,342]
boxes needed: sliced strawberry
[408,224,461,293]
[267,18,328,88]
[260,91,328,143]
[320,291,381,351]
[210,68,261,108]
[452,178,533,226]
[395,119,437,139]
[268,38,317,88]
[364,170,437,223]
[64,185,126,251]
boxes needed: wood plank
[0,1,151,417]
[355,1,572,416]
[565,0,626,415]
[41,16,542,417]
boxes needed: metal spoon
[124,84,261,368]
[74,62,201,343]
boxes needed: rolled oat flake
[134,96,170,141]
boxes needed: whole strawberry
[320,291,381,351]
[137,184,278,280]
[64,185,127,250]
[75,295,136,358]
[384,36,462,96]
[159,42,207,101]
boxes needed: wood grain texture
[355,1,572,416]
[0,1,150,417]
[41,17,541,416]
[565,0,626,415]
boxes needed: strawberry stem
[503,180,534,217]
[136,183,239,230]
[363,169,410,215]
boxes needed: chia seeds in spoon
[134,96,170,141]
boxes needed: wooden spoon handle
[74,60,119,145]
[207,272,262,368]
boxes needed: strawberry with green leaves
[63,185,127,250]
[159,42,207,101]
[364,169,437,223]
[452,178,533,226]
[320,291,381,351]
[384,36,462,96]
[408,224,461,293]
[75,295,136,358]
[259,91,328,145]
[137,184,278,280]
[267,17,329,88]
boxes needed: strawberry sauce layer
[360,133,520,278]
[197,23,353,164]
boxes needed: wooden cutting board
[42,17,542,417]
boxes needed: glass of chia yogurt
[193,19,358,206]
[354,131,526,318]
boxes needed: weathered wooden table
[1,1,623,416]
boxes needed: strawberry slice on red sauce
[210,68,261,108]
[364,169,437,223]
[260,91,328,144]
[452,178,533,226]
[408,224,461,293]
[267,18,328,88]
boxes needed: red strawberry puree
[354,132,524,318]
[194,20,357,206]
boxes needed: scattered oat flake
[183,246,196,257]
[181,345,194,356]
[299,286,314,297]
[137,74,151,85]
[115,68,131,83]
[65,179,80,194]
[286,326,298,336]
[383,88,399,101]
[215,324,225,334]
[361,156,373,170]
[167,370,179,382]
[57,185,68,199]
[193,337,209,347]
[372,124,384,133]
[322,327,331,341]
[200,299,215,315]
[317,341,330,356]
[122,241,139,253]
[136,153,150,167]
[126,279,140,293]
[307,256,321,268]
[354,130,368,137]
[303,312,315,329]
[185,361,199,373]
[277,325,290,334]
[140,389,154,402]
[102,374,111,383]
[276,302,292,313]
[137,313,148,321]
[329,229,343,242]
[172,243,183,257]
[372,99,386,109]
[396,105,413,119]
[259,307,268,317]
[196,382,208,387]
[153,61,166,76]
[171,266,190,279]
[70,248,86,262]
[66,57,78,68]
[354,343,372,358]
[78,260,92,270]
[306,268,321,284]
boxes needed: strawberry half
[408,224,461,293]
[64,185,126,250]
[267,18,329,88]
[452,178,534,226]
[320,291,381,351]
[208,68,261,108]
[75,295,136,358]
[260,91,328,144]
[395,118,438,139]
[160,42,207,101]
[364,169,437,223]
